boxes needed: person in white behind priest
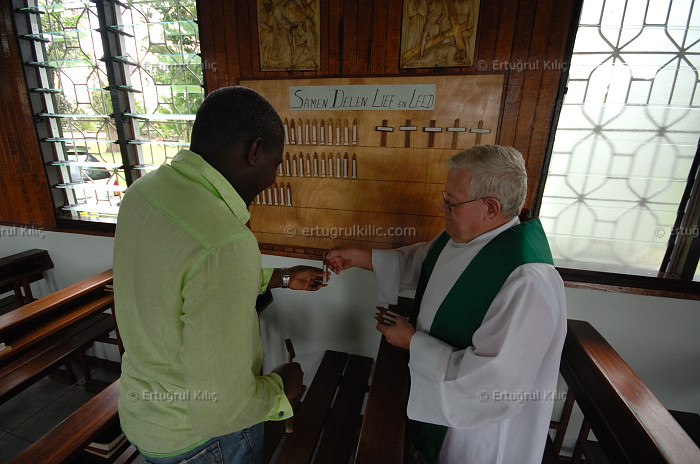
[324,144,567,464]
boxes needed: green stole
[405,218,554,464]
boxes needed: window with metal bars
[538,0,700,284]
[13,0,203,223]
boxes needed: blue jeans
[143,423,264,464]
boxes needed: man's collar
[170,149,250,224]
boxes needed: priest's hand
[375,306,415,350]
[324,248,373,274]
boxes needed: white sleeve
[406,263,566,429]
[371,235,440,306]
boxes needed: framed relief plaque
[400,0,480,69]
[257,0,321,71]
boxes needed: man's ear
[483,197,502,220]
[246,137,263,167]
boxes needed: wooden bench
[0,270,116,404]
[354,298,411,464]
[0,248,54,309]
[268,349,374,464]
[10,379,139,464]
[24,296,698,464]
[8,290,311,464]
[546,319,700,463]
[12,347,374,464]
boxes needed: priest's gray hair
[447,145,527,219]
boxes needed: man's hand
[324,248,373,274]
[375,306,415,350]
[269,266,329,291]
[288,265,329,291]
[272,362,304,401]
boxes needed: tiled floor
[0,363,145,464]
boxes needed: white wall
[2,225,698,419]
[0,225,115,296]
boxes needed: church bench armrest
[557,319,700,463]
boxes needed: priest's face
[440,169,490,243]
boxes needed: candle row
[283,118,358,146]
[277,152,357,179]
[255,182,292,206]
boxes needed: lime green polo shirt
[113,149,292,457]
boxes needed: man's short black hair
[190,86,284,160]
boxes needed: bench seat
[10,379,138,464]
[0,311,114,405]
[272,350,373,464]
[11,349,373,464]
[354,297,411,464]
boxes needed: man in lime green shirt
[113,86,327,463]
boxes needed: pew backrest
[0,270,116,405]
[0,249,54,306]
[558,319,700,463]
[0,269,112,335]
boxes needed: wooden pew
[11,349,373,464]
[257,289,376,463]
[547,319,700,464]
[354,337,409,464]
[10,289,372,464]
[354,297,411,464]
[0,249,54,308]
[0,270,115,404]
[270,350,373,464]
[12,291,700,464]
[10,379,139,464]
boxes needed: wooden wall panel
[0,3,55,228]
[384,0,403,74]
[342,0,359,75]
[244,75,502,250]
[0,0,578,237]
[369,0,389,75]
[197,0,578,255]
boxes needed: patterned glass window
[541,0,700,277]
[14,0,203,223]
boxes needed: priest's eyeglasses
[441,190,484,211]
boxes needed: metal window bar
[95,0,140,187]
[117,0,202,167]
[13,0,202,223]
[110,0,202,170]
[49,160,123,168]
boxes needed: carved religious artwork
[400,0,480,68]
[257,0,320,71]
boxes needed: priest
[324,144,567,464]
